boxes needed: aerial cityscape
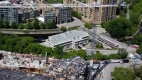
[0,0,142,80]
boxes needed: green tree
[18,22,24,29]
[136,47,142,54]
[26,22,33,29]
[111,67,136,80]
[4,21,10,29]
[46,21,52,29]
[24,43,42,54]
[72,11,82,19]
[94,51,105,60]
[84,22,93,29]
[131,33,142,45]
[135,66,142,79]
[108,54,121,59]
[60,26,67,32]
[40,23,46,29]
[4,35,20,52]
[14,40,28,53]
[123,0,132,4]
[118,49,128,59]
[11,22,17,29]
[52,20,57,29]
[54,45,63,54]
[130,13,140,25]
[105,18,132,40]
[0,20,3,28]
[57,0,63,3]
[77,49,88,60]
[32,21,40,29]
[122,8,127,13]
[96,43,103,48]
[116,7,120,15]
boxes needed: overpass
[0,29,62,38]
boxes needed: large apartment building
[0,1,19,24]
[55,7,72,24]
[44,11,56,24]
[63,0,118,24]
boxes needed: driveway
[57,17,85,28]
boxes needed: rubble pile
[46,56,88,80]
[0,68,52,80]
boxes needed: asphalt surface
[95,63,129,80]
[94,59,142,80]
[57,17,85,28]
[85,49,118,55]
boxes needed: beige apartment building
[63,0,119,24]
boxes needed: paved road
[85,49,118,55]
[57,17,85,28]
[94,59,142,80]
[96,63,130,80]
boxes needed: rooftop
[47,30,89,46]
[0,1,11,4]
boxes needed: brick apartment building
[63,0,119,24]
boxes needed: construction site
[0,50,100,80]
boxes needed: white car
[136,61,140,65]
[82,47,87,50]
[131,61,140,65]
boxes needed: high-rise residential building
[63,0,119,24]
[55,7,72,24]
[44,11,56,24]
[0,1,19,24]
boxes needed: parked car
[123,59,129,63]
[128,54,136,59]
[131,61,140,65]
[131,45,139,48]
[135,61,140,65]
[134,53,141,59]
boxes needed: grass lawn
[68,26,79,30]
[47,0,63,4]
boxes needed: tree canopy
[0,33,90,59]
[0,19,58,29]
[105,18,132,40]
[11,22,17,29]
[32,21,40,29]
[4,21,10,29]
[72,11,82,19]
[131,33,142,45]
[54,45,63,55]
[0,20,3,28]
[111,67,136,80]
[60,26,67,32]
[135,66,142,79]
[84,22,93,29]
[26,22,33,29]
[18,22,24,29]
[102,0,142,41]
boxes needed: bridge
[0,29,62,38]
